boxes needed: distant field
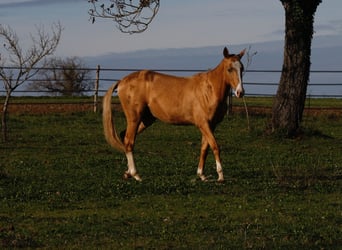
[0,104,341,248]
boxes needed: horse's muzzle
[235,88,245,98]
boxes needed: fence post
[93,65,100,113]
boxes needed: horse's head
[222,47,246,98]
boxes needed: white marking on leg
[216,160,224,182]
[197,168,207,181]
[126,151,142,181]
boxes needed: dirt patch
[234,106,342,116]
[3,103,95,114]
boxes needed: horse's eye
[227,68,233,73]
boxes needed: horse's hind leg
[121,107,154,181]
[137,108,156,134]
[122,111,156,181]
[123,121,142,181]
[124,151,141,181]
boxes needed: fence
[86,67,342,97]
[1,66,342,112]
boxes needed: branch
[242,46,257,131]
[0,25,23,66]
[0,23,62,92]
[88,0,160,34]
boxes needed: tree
[88,0,160,34]
[271,0,322,136]
[28,57,92,96]
[0,23,62,142]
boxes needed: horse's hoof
[217,178,225,183]
[133,174,142,182]
[123,172,142,181]
[198,174,208,182]
[123,172,131,180]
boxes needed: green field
[2,95,342,108]
[0,103,341,248]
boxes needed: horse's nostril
[235,89,244,98]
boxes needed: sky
[0,0,342,57]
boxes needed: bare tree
[0,23,62,142]
[28,57,92,96]
[88,0,160,34]
[271,0,322,136]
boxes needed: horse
[103,47,245,182]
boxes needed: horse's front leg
[198,124,224,182]
[197,135,209,181]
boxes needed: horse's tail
[102,82,125,152]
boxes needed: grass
[0,106,341,249]
[2,95,342,107]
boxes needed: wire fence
[1,66,342,113]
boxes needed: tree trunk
[1,92,10,142]
[271,0,321,136]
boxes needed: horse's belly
[148,100,193,125]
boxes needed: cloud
[315,20,342,36]
[329,19,342,34]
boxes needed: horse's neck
[206,62,228,101]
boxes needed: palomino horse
[103,47,245,182]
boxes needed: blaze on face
[230,59,245,98]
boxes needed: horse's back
[118,70,200,124]
[118,70,197,99]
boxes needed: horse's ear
[223,47,230,58]
[238,48,246,58]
